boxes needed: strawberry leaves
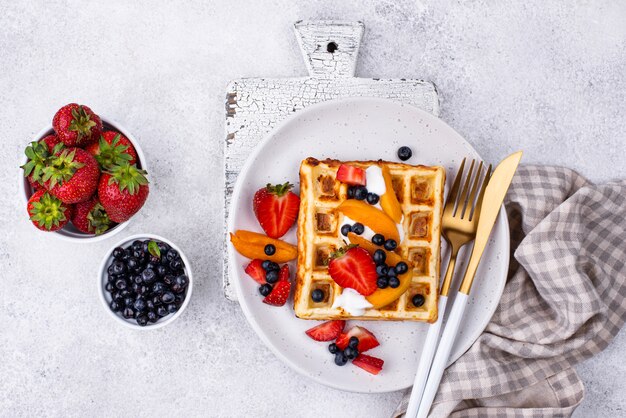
[93,134,134,169]
[106,163,149,195]
[41,148,85,189]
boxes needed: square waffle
[294,158,445,322]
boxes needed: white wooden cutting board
[223,20,439,301]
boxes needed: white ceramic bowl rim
[97,233,193,330]
[19,116,149,242]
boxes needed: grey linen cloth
[394,165,626,418]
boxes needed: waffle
[294,158,445,322]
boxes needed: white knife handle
[405,295,448,418]
[416,293,468,418]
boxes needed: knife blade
[458,151,522,294]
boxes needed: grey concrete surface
[0,1,624,417]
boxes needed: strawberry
[305,320,345,341]
[27,190,73,232]
[337,164,366,186]
[244,259,266,285]
[253,182,300,238]
[98,163,149,223]
[352,354,384,375]
[335,326,380,352]
[85,131,138,170]
[263,279,291,306]
[328,246,378,296]
[278,264,290,281]
[21,135,64,190]
[53,103,102,147]
[42,147,100,204]
[71,196,113,235]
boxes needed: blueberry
[132,275,142,285]
[152,295,163,306]
[347,186,356,199]
[110,300,122,312]
[163,274,175,286]
[351,223,364,235]
[366,193,380,205]
[376,276,389,289]
[156,265,168,277]
[167,304,178,314]
[266,270,279,284]
[111,260,126,275]
[389,277,400,288]
[132,250,145,261]
[174,294,184,305]
[261,260,272,271]
[328,343,338,354]
[384,239,398,251]
[259,284,273,296]
[397,146,412,161]
[147,310,158,323]
[132,240,143,251]
[134,298,147,312]
[170,259,183,271]
[157,306,169,317]
[344,347,358,360]
[166,249,179,262]
[120,289,132,298]
[125,257,140,270]
[152,282,167,295]
[112,292,123,302]
[161,291,175,304]
[107,274,117,283]
[375,264,388,276]
[112,247,125,259]
[175,275,189,289]
[122,307,135,319]
[105,282,114,293]
[124,297,134,307]
[142,268,156,284]
[311,289,325,303]
[136,315,148,326]
[387,267,397,277]
[412,294,425,307]
[141,241,149,253]
[340,224,352,237]
[395,262,409,275]
[267,261,279,272]
[348,336,359,349]
[115,279,127,290]
[373,249,386,265]
[334,351,348,366]
[131,282,141,293]
[145,262,157,271]
[264,244,276,256]
[354,186,368,200]
[146,300,155,310]
[157,242,170,253]
[372,234,385,246]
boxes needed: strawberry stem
[94,134,132,170]
[106,163,148,195]
[86,202,112,235]
[41,149,85,188]
[69,106,97,140]
[29,192,68,230]
[266,182,293,197]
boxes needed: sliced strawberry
[337,164,366,186]
[305,320,345,341]
[335,326,380,352]
[253,182,300,239]
[352,354,384,375]
[263,280,291,306]
[278,264,290,282]
[244,259,266,285]
[328,246,378,296]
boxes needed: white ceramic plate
[228,97,509,393]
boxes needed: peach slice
[380,165,403,223]
[230,230,297,263]
[336,200,400,243]
[347,233,412,309]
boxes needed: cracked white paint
[223,20,439,301]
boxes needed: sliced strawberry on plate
[352,354,384,375]
[335,326,380,352]
[305,320,346,342]
[263,280,291,306]
[328,246,378,296]
[336,164,366,186]
[278,264,290,282]
[253,182,300,239]
[244,259,266,285]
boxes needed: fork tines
[448,158,492,221]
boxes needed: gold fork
[405,158,491,417]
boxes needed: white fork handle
[416,292,469,418]
[405,295,448,417]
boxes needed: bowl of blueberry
[98,234,193,329]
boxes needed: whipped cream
[332,288,373,316]
[338,215,376,241]
[365,166,386,196]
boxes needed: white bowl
[97,233,193,330]
[19,117,149,242]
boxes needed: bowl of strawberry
[98,234,193,329]
[20,103,150,241]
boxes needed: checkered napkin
[394,165,626,418]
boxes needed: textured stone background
[0,1,624,417]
